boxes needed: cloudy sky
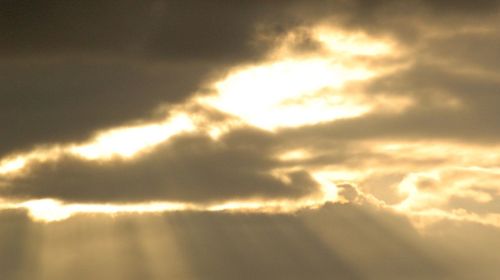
[1,0,500,279]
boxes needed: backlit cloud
[1,1,500,278]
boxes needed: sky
[1,0,500,279]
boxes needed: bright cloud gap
[0,26,452,226]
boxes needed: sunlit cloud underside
[3,195,334,223]
[2,25,497,228]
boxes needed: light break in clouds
[1,1,500,279]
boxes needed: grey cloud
[424,218,500,279]
[426,31,500,73]
[2,203,499,280]
[0,0,313,158]
[0,129,320,203]
[0,0,297,60]
[336,183,360,202]
[3,0,500,157]
[0,59,214,157]
[0,210,36,280]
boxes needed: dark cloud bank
[2,0,500,156]
[0,129,319,203]
[0,0,304,157]
[1,204,499,280]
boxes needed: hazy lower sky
[1,1,500,279]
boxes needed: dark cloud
[0,210,37,280]
[0,0,299,60]
[423,217,500,279]
[0,59,213,157]
[0,129,320,203]
[336,183,360,201]
[426,31,500,73]
[0,0,310,157]
[1,204,499,280]
[2,0,500,157]
[165,203,499,280]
